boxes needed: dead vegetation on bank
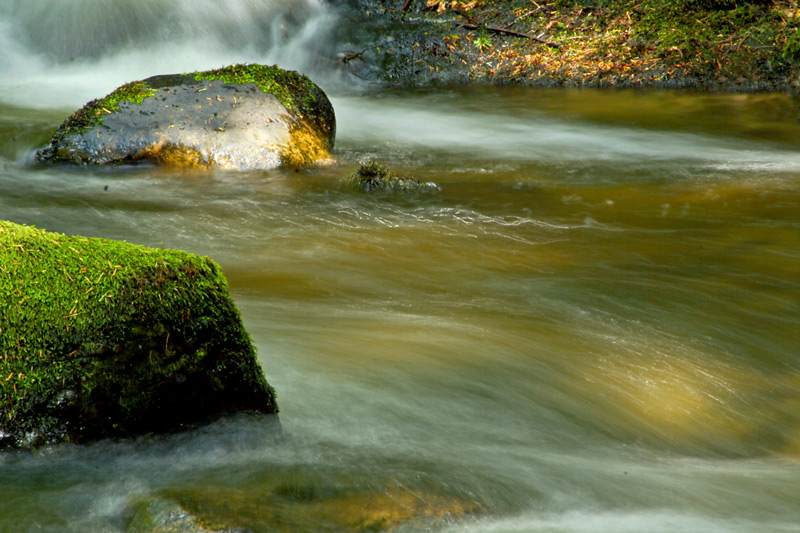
[355,0,800,91]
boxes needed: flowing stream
[2,1,800,531]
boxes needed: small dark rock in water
[125,476,478,532]
[349,162,438,193]
[125,497,205,533]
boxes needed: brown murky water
[1,1,800,531]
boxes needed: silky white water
[1,1,800,531]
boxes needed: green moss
[105,80,157,108]
[0,221,276,448]
[627,1,788,75]
[193,63,320,120]
[349,162,438,193]
[36,81,158,163]
[192,64,335,153]
[68,81,156,133]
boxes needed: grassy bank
[352,0,800,91]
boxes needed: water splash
[0,0,339,109]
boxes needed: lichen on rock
[36,63,335,170]
[0,220,277,449]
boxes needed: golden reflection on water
[583,351,759,450]
[151,480,476,532]
[225,169,800,460]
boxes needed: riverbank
[335,0,800,92]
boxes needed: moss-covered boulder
[0,221,277,449]
[36,64,335,170]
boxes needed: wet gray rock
[36,64,335,170]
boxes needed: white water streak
[0,0,337,109]
[333,94,800,172]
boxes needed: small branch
[401,0,414,13]
[458,23,561,48]
[338,39,396,63]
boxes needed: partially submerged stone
[349,161,439,193]
[36,64,335,170]
[0,221,277,449]
[126,479,477,532]
[126,497,214,533]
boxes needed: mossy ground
[0,221,276,448]
[360,0,800,91]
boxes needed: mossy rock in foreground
[36,63,336,170]
[0,221,277,449]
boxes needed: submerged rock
[0,220,277,449]
[349,161,439,193]
[126,479,477,532]
[125,497,213,533]
[36,64,335,170]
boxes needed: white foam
[441,509,791,533]
[0,0,337,110]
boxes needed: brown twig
[338,39,395,63]
[402,0,414,13]
[458,23,561,48]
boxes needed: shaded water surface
[2,1,800,531]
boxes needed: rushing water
[2,1,800,531]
